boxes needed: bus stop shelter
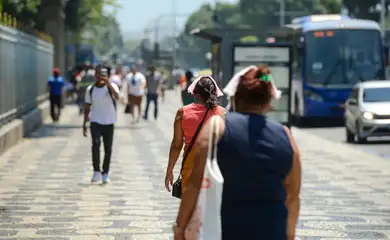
[190,27,293,126]
[190,27,284,105]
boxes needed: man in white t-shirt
[126,66,146,123]
[83,65,120,184]
[109,67,123,90]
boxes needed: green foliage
[1,0,40,28]
[178,3,244,68]
[343,0,385,21]
[238,0,341,30]
[240,35,258,43]
[65,0,119,32]
[88,15,123,55]
[177,0,342,67]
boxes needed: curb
[0,101,50,156]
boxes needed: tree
[63,0,123,57]
[343,0,386,21]
[85,15,124,56]
[64,0,119,32]
[1,0,40,28]
[177,3,244,68]
[238,0,342,30]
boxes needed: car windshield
[363,87,390,102]
[305,29,384,85]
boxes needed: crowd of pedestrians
[48,63,302,239]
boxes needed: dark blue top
[48,76,64,95]
[217,112,293,239]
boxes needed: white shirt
[126,72,146,96]
[109,74,122,88]
[85,84,120,125]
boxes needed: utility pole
[279,0,285,27]
[380,0,386,30]
[172,0,177,68]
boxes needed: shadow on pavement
[25,123,132,139]
[294,119,344,129]
[353,139,390,145]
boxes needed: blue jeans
[144,93,158,120]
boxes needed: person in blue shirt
[48,68,65,122]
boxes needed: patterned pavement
[0,91,390,239]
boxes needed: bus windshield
[304,29,384,85]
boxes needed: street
[0,92,390,239]
[303,126,390,159]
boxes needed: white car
[344,81,390,143]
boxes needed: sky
[114,0,237,39]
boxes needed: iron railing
[0,12,53,127]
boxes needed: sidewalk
[0,91,389,239]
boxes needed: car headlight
[304,89,323,101]
[363,112,374,120]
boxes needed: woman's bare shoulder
[216,105,228,116]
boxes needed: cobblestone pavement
[1,91,390,239]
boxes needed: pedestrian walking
[109,67,123,90]
[181,70,196,106]
[174,65,301,240]
[82,65,120,184]
[47,68,65,122]
[77,65,96,115]
[165,76,225,197]
[143,65,161,120]
[126,66,146,123]
[160,71,168,103]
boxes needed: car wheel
[345,124,354,143]
[355,121,367,144]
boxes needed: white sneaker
[91,171,101,183]
[102,174,110,184]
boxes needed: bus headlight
[304,89,323,101]
[363,112,374,120]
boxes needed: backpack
[89,85,116,110]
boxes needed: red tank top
[181,103,224,145]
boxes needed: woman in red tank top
[165,76,226,193]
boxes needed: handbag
[184,115,224,240]
[172,108,210,199]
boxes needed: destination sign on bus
[313,31,334,37]
[311,15,343,22]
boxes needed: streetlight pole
[380,0,386,30]
[172,0,177,68]
[279,0,285,27]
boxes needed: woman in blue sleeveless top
[173,65,302,240]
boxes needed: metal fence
[0,22,53,127]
